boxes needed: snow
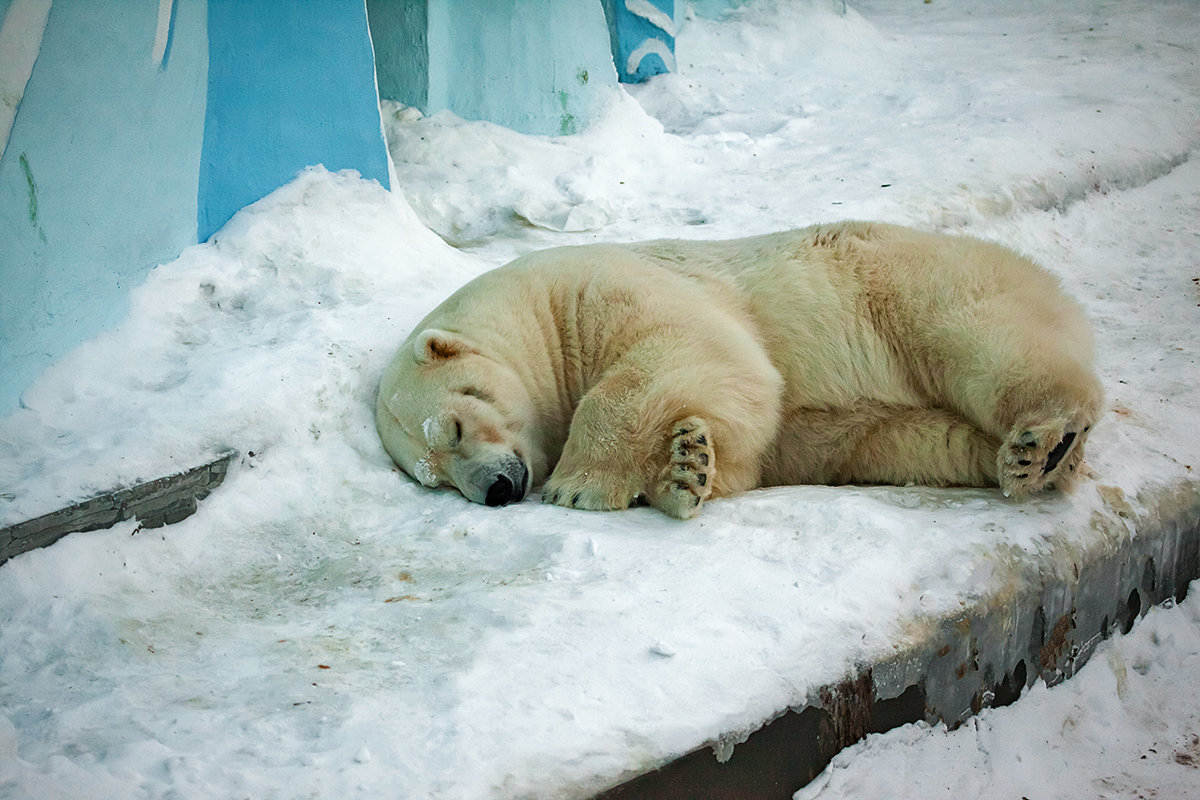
[1,1,1198,798]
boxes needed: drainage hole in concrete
[992,659,1027,708]
[1122,588,1142,635]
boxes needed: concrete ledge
[0,450,237,565]
[595,482,1200,799]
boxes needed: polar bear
[376,222,1102,519]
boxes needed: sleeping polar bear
[377,222,1102,519]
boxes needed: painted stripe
[624,0,675,38]
[0,0,53,163]
[152,0,175,68]
[361,1,400,192]
[626,37,677,76]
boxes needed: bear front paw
[999,416,1092,497]
[648,417,715,519]
[542,470,641,512]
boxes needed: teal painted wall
[367,0,429,112]
[371,0,619,136]
[0,0,209,414]
[428,0,618,135]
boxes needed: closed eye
[458,387,495,404]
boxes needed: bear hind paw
[650,417,715,519]
[999,418,1092,497]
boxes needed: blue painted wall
[200,0,391,241]
[0,0,209,415]
[0,0,392,414]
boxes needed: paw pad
[1000,418,1092,497]
[652,416,715,518]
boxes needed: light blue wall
[0,0,392,415]
[423,0,620,136]
[0,0,209,414]
[199,0,391,241]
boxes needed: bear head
[376,328,541,507]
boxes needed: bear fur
[376,222,1102,519]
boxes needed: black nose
[485,475,516,507]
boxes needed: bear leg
[902,320,1101,496]
[541,369,650,512]
[971,358,1100,496]
[765,403,1000,489]
[867,233,1103,496]
[542,342,779,516]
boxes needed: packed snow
[2,1,1199,798]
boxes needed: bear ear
[413,328,475,363]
